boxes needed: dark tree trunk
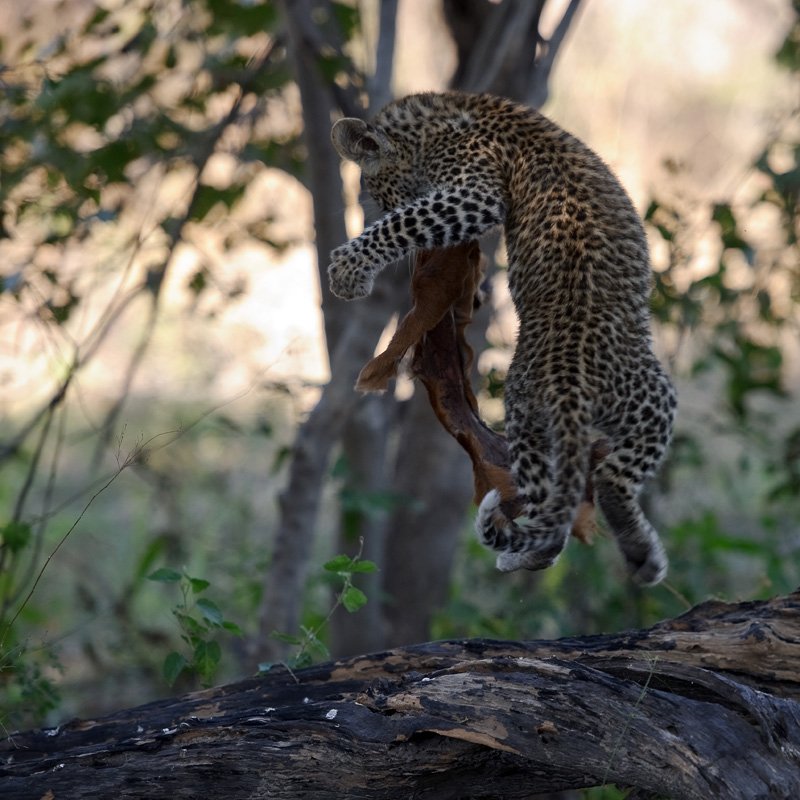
[375,0,587,651]
[5,593,800,799]
[382,387,475,646]
[258,0,590,662]
[257,0,403,661]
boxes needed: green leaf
[272,445,292,475]
[147,567,182,582]
[290,651,313,669]
[643,198,678,241]
[189,577,210,594]
[299,627,329,661]
[133,536,168,582]
[188,269,207,296]
[163,651,188,687]
[89,139,143,184]
[189,184,245,222]
[47,289,80,323]
[348,559,378,574]
[644,199,660,221]
[222,620,243,636]
[323,554,353,573]
[193,640,221,682]
[329,454,350,480]
[332,1,361,40]
[713,335,785,419]
[341,586,367,613]
[711,202,752,257]
[206,0,280,36]
[175,613,205,637]
[86,7,110,28]
[1,521,32,554]
[315,50,353,83]
[256,417,274,437]
[196,598,224,626]
[775,20,800,71]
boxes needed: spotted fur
[329,92,676,585]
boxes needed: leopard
[328,91,677,586]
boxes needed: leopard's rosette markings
[330,92,676,585]
[356,243,604,547]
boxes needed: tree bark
[260,0,590,661]
[5,592,800,799]
[257,0,402,661]
[376,0,588,651]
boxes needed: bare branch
[367,0,399,112]
[527,0,584,108]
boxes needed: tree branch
[4,592,800,798]
[527,0,584,108]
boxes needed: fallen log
[3,591,800,799]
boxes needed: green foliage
[0,0,797,752]
[265,544,377,671]
[643,18,800,583]
[0,521,32,555]
[0,0,294,340]
[0,519,63,731]
[483,366,507,401]
[647,60,799,423]
[775,0,800,71]
[0,0,307,723]
[0,642,62,732]
[147,567,243,688]
[205,0,279,37]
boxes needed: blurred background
[0,0,797,755]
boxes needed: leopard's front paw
[328,245,375,300]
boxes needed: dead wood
[2,592,800,799]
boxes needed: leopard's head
[331,117,422,211]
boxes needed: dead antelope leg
[356,243,479,393]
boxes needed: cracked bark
[5,592,800,799]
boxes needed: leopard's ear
[331,118,392,176]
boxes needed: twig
[0,434,151,649]
[276,536,368,681]
[600,655,658,789]
[0,405,56,616]
[2,404,69,614]
[527,0,584,108]
[18,403,69,604]
[0,419,201,652]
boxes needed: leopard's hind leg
[594,368,677,586]
[477,381,592,572]
[475,390,554,555]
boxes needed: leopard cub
[329,91,676,585]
